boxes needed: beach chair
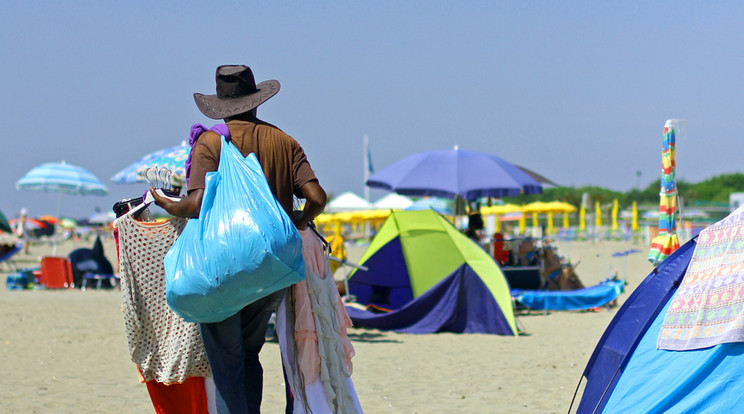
[81,273,119,291]
[0,243,22,272]
[501,266,543,290]
[39,256,74,288]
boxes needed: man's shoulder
[196,130,223,151]
[256,123,299,147]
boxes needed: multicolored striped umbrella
[648,120,680,265]
[134,145,190,187]
[111,142,189,186]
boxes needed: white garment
[277,298,363,414]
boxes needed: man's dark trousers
[200,289,286,413]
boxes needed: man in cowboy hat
[152,64,326,413]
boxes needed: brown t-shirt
[187,119,318,215]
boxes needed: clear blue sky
[2,1,743,219]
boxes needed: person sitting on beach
[506,239,540,267]
[541,246,585,291]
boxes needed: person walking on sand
[151,64,326,414]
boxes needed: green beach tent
[346,209,517,335]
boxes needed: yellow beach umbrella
[546,212,554,235]
[562,211,570,229]
[545,201,577,213]
[518,209,526,234]
[579,205,586,231]
[481,203,522,215]
[632,201,639,232]
[595,201,602,228]
[611,199,619,231]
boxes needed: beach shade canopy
[344,209,517,335]
[111,142,189,186]
[575,206,744,413]
[372,193,413,210]
[325,191,372,212]
[16,161,108,254]
[648,120,680,265]
[366,147,543,200]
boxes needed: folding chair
[0,243,22,272]
[39,256,74,288]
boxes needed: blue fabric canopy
[576,238,696,414]
[346,264,515,334]
[366,148,543,200]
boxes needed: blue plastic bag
[164,138,305,323]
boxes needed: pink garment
[294,229,355,385]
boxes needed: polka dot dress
[118,215,211,384]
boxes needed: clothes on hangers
[276,228,363,414]
[116,212,215,414]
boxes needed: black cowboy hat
[193,65,280,119]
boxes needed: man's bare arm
[293,181,327,230]
[150,188,204,218]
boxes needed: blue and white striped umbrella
[16,161,108,196]
[16,161,108,255]
[111,143,188,185]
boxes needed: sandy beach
[0,236,655,413]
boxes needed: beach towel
[658,207,744,350]
[276,228,362,414]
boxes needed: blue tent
[345,209,517,335]
[576,209,744,412]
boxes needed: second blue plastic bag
[164,138,305,323]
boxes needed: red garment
[145,377,209,414]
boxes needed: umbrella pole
[53,192,61,256]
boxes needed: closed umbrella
[366,147,543,200]
[16,161,108,254]
[648,120,680,265]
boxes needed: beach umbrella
[16,161,108,255]
[135,145,191,187]
[480,203,522,216]
[611,199,619,231]
[366,147,543,200]
[111,142,189,185]
[546,212,555,235]
[0,209,12,234]
[59,218,78,229]
[404,197,454,215]
[518,208,527,234]
[648,120,680,265]
[632,201,639,232]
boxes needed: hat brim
[193,80,280,120]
